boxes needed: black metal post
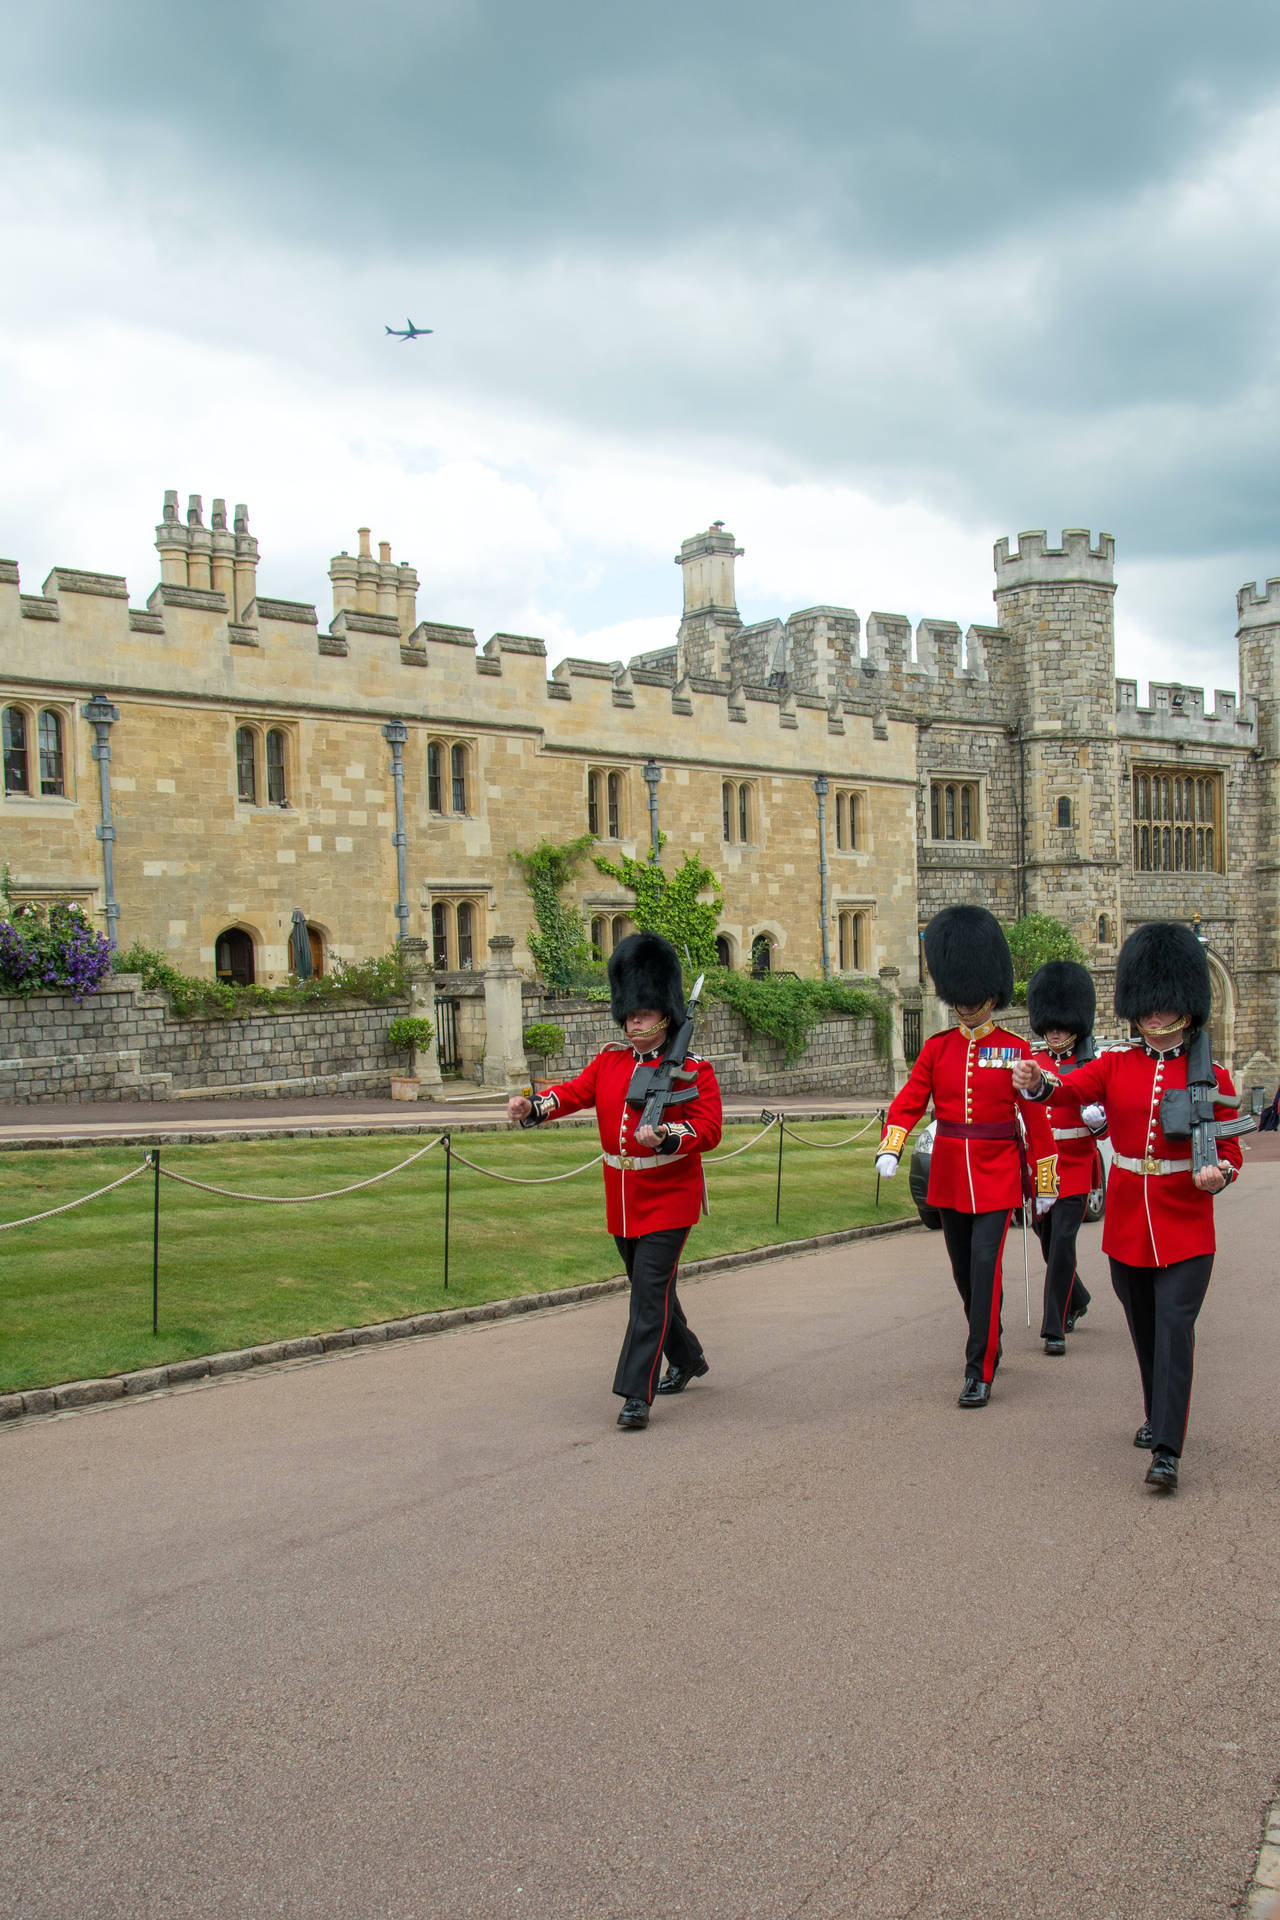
[442,1133,452,1291]
[151,1150,161,1333]
[775,1112,785,1224]
[875,1107,884,1209]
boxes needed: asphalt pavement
[2,1157,1278,1919]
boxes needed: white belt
[1113,1152,1192,1176]
[603,1152,663,1171]
[1052,1126,1091,1141]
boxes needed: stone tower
[991,530,1122,954]
[1236,579,1280,1067]
[675,523,743,681]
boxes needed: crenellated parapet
[1116,677,1256,745]
[993,528,1115,592]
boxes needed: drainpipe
[382,720,410,942]
[642,757,662,865]
[813,775,831,979]
[81,694,121,948]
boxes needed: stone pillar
[155,489,188,585]
[210,498,235,606]
[396,562,419,639]
[877,964,908,1089]
[376,541,398,619]
[356,526,378,613]
[232,505,258,623]
[483,935,530,1091]
[674,522,744,682]
[329,549,359,617]
[400,937,444,1094]
[185,495,212,590]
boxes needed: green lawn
[0,1117,919,1392]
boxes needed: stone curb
[1242,1807,1280,1917]
[0,1213,920,1426]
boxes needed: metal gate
[436,997,461,1074]
[903,1007,923,1062]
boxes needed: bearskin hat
[608,932,686,1027]
[923,904,1014,1010]
[1114,920,1211,1030]
[1026,960,1096,1041]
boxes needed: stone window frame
[927,775,984,845]
[586,764,628,841]
[589,911,633,958]
[1131,766,1223,875]
[430,894,485,970]
[833,787,866,853]
[427,736,474,817]
[1055,795,1073,829]
[722,777,757,845]
[234,719,295,809]
[2,698,75,800]
[836,907,869,973]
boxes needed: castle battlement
[1115,677,1256,745]
[1236,577,1280,629]
[994,528,1115,591]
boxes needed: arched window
[235,726,257,804]
[837,911,864,973]
[722,782,733,842]
[587,771,601,836]
[833,790,861,851]
[456,901,474,969]
[1056,795,1071,828]
[590,915,607,958]
[1097,913,1112,944]
[266,728,287,806]
[610,914,630,950]
[607,771,622,839]
[427,741,443,813]
[738,783,750,842]
[37,711,64,796]
[929,778,979,842]
[431,900,449,968]
[450,743,468,814]
[715,935,734,969]
[751,933,773,976]
[3,707,29,793]
[722,779,756,844]
[215,927,255,985]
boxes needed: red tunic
[1029,1046,1107,1200]
[537,1044,723,1237]
[1042,1043,1241,1266]
[880,1021,1058,1212]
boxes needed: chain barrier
[446,1145,605,1185]
[0,1158,151,1232]
[777,1114,880,1149]
[152,1131,444,1204]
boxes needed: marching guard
[876,905,1058,1408]
[1025,960,1109,1356]
[506,933,722,1430]
[1013,922,1243,1492]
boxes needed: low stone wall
[0,977,410,1104]
[521,993,890,1099]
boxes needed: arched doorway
[1206,952,1235,1070]
[715,934,735,969]
[750,933,774,977]
[215,927,256,985]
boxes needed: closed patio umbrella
[289,908,314,978]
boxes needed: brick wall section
[0,976,411,1104]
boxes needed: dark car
[907,1120,1110,1231]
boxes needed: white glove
[1081,1103,1107,1133]
[875,1153,899,1178]
[1034,1195,1056,1217]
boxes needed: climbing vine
[592,840,724,970]
[510,835,598,990]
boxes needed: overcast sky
[4,0,1280,695]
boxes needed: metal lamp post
[81,694,121,948]
[813,776,831,980]
[382,719,410,943]
[642,757,662,864]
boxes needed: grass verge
[0,1118,918,1393]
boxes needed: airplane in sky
[385,319,433,340]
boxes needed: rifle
[1158,1027,1261,1175]
[625,973,705,1133]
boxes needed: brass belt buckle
[1141,1155,1161,1176]
[619,1153,634,1171]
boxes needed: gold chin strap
[1139,1015,1190,1037]
[955,1000,996,1042]
[628,1019,670,1048]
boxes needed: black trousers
[938,1207,1010,1384]
[612,1225,701,1403]
[1033,1193,1092,1340]
[1109,1253,1213,1456]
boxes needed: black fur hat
[608,932,686,1027]
[1114,921,1211,1029]
[1026,961,1096,1040]
[923,904,1014,1010]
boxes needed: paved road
[3,1168,1278,1919]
